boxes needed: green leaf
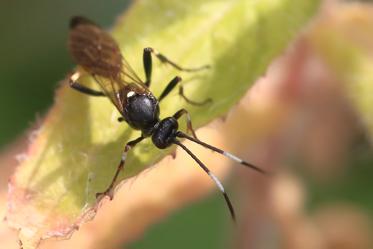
[6,0,320,248]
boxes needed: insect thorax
[122,91,160,136]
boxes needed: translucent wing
[121,57,146,88]
[91,75,125,113]
[69,16,123,80]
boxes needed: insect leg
[176,131,270,175]
[173,109,198,140]
[69,71,105,97]
[96,136,145,200]
[143,48,152,87]
[144,47,210,72]
[158,76,211,106]
[178,85,212,106]
[173,139,236,222]
[158,76,182,102]
[144,47,211,105]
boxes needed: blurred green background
[0,1,229,248]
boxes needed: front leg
[96,136,144,201]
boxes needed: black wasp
[68,16,268,222]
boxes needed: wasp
[68,16,267,221]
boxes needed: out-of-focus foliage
[309,1,373,144]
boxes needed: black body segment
[151,117,178,149]
[122,92,160,135]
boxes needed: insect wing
[120,57,147,88]
[92,75,125,113]
[92,73,149,115]
[68,16,123,79]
